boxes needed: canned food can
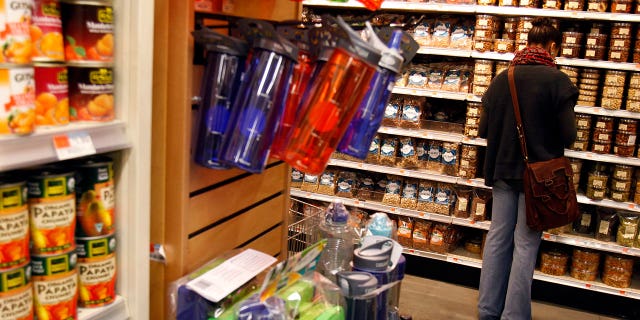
[74,156,114,236]
[34,63,69,127]
[0,0,33,64]
[75,233,115,259]
[32,0,64,61]
[33,269,77,320]
[0,177,30,270]
[78,253,115,308]
[0,282,33,320]
[0,262,31,293]
[27,167,76,255]
[61,1,113,62]
[31,248,76,277]
[67,64,114,122]
[0,65,36,135]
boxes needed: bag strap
[508,66,530,163]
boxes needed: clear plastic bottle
[316,201,357,283]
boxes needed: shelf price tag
[53,131,96,160]
[621,247,630,254]
[619,290,626,296]
[585,283,592,289]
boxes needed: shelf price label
[53,131,97,160]
[585,283,592,289]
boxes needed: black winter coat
[478,64,578,188]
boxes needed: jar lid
[475,59,494,65]
[609,46,628,50]
[612,22,632,27]
[576,114,592,119]
[560,66,580,71]
[587,33,608,38]
[619,118,638,123]
[584,44,606,49]
[545,249,568,258]
[596,115,614,121]
[563,43,583,48]
[606,70,627,75]
[611,34,631,39]
[563,31,584,36]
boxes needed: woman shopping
[477,17,578,320]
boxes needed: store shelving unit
[403,247,640,299]
[300,0,640,303]
[0,121,130,171]
[0,0,154,318]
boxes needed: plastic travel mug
[193,30,247,169]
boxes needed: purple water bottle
[192,29,248,169]
[338,24,417,159]
[221,21,298,173]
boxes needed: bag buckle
[545,179,554,186]
[541,195,551,202]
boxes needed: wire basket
[287,197,324,257]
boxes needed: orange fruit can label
[0,207,30,270]
[0,0,33,64]
[60,2,113,62]
[34,64,69,127]
[78,253,115,308]
[33,270,78,320]
[28,170,76,256]
[0,67,36,136]
[0,282,33,320]
[32,0,64,62]
[67,66,113,122]
[28,195,76,255]
[75,158,114,237]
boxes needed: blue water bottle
[221,21,298,173]
[192,29,248,169]
[338,24,417,159]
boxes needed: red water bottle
[270,47,314,160]
[284,18,381,175]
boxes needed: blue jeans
[478,180,542,320]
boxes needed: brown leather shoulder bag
[508,66,579,231]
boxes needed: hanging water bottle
[338,25,417,159]
[220,21,298,173]
[192,28,248,169]
[270,27,314,160]
[284,17,381,175]
[316,201,357,283]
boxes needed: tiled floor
[398,275,619,320]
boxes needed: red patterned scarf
[511,46,556,68]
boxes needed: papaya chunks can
[27,167,76,255]
[0,266,33,320]
[0,284,33,320]
[74,156,114,237]
[0,65,36,136]
[60,1,114,62]
[0,0,34,64]
[32,0,65,61]
[75,233,115,258]
[34,63,69,127]
[67,63,114,122]
[32,269,77,320]
[77,253,115,308]
[0,176,30,270]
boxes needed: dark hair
[527,17,561,46]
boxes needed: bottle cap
[325,200,349,225]
[352,239,394,271]
[336,16,381,66]
[363,22,404,73]
[336,271,378,297]
[192,28,249,56]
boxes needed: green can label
[0,263,30,293]
[0,183,27,211]
[75,233,115,258]
[28,173,75,198]
[31,250,77,277]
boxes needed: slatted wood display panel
[151,1,300,319]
